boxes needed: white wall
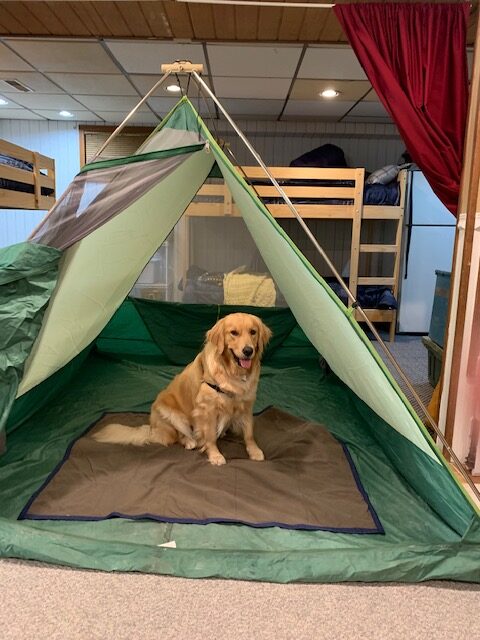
[0,116,403,265]
[194,119,405,279]
[212,118,404,170]
[0,120,80,248]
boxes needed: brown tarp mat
[20,407,382,533]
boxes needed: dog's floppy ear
[206,318,226,355]
[257,320,272,357]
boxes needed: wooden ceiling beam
[0,1,476,45]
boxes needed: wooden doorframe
[78,124,154,167]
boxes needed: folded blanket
[223,271,276,307]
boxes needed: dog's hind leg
[149,408,179,446]
[150,402,195,449]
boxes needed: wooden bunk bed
[0,139,56,210]
[185,166,407,342]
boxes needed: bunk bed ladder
[356,169,407,342]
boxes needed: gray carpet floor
[1,558,479,640]
[2,336,476,640]
[373,335,434,416]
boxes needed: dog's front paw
[183,438,196,450]
[247,446,265,461]
[208,450,227,466]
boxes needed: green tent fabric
[19,147,214,396]
[0,96,479,583]
[0,242,61,452]
[131,299,298,365]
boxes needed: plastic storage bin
[429,270,451,348]
[422,336,443,387]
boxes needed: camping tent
[0,97,479,583]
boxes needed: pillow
[366,164,402,185]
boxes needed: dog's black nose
[243,346,254,357]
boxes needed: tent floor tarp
[0,301,479,583]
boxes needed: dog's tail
[90,423,151,446]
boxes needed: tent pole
[191,70,480,500]
[90,71,173,162]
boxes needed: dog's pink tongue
[240,359,252,369]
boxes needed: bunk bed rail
[0,138,56,210]
[186,166,407,342]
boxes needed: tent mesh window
[131,181,285,307]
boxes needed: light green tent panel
[19,149,214,396]
[197,131,436,460]
[136,98,207,154]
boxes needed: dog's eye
[249,329,257,336]
[231,330,239,336]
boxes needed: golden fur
[92,313,272,466]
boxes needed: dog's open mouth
[232,351,253,369]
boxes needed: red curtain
[334,3,470,216]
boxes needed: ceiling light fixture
[59,110,73,117]
[320,89,340,98]
[0,98,8,106]
[166,84,182,93]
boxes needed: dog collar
[202,380,234,398]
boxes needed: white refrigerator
[397,170,456,334]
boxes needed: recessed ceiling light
[320,89,340,99]
[0,98,8,106]
[166,84,182,93]
[59,110,73,117]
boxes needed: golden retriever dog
[92,313,272,466]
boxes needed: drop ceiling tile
[0,108,45,120]
[33,110,102,122]
[207,44,302,78]
[298,47,367,80]
[129,75,160,96]
[8,93,87,110]
[282,99,355,118]
[0,43,33,71]
[47,73,137,96]
[363,88,381,102]
[291,79,371,101]
[213,76,291,100]
[347,101,390,118]
[72,95,150,112]
[0,94,23,108]
[146,96,184,114]
[129,74,211,97]
[0,71,62,94]
[6,40,119,73]
[106,41,206,74]
[95,111,159,126]
[146,95,217,118]
[219,99,284,117]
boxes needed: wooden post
[389,169,407,342]
[32,152,41,209]
[349,168,365,308]
[440,16,480,455]
[223,182,233,216]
